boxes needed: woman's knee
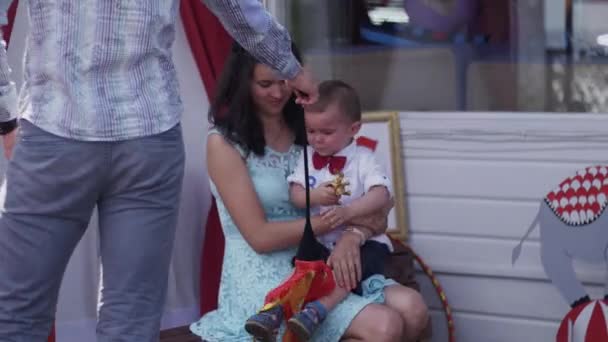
[376,307,405,342]
[406,290,429,329]
[345,304,404,342]
[385,285,429,335]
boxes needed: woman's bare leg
[383,285,429,342]
[341,303,403,342]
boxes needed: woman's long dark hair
[209,42,306,156]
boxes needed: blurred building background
[266,1,608,341]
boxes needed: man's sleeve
[0,1,17,123]
[201,0,301,79]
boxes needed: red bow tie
[312,152,347,174]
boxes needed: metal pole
[564,0,574,111]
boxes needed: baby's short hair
[308,80,361,122]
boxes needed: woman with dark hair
[190,42,428,341]
[208,43,308,157]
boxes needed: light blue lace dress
[190,132,391,341]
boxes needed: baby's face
[305,103,360,156]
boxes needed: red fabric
[312,153,346,174]
[3,3,54,341]
[355,136,378,151]
[179,1,232,315]
[2,1,17,44]
[48,326,55,342]
[180,1,232,100]
[264,260,335,342]
[264,260,335,319]
[198,199,224,314]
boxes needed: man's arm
[201,0,299,79]
[0,1,18,123]
[201,0,318,104]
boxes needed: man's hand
[288,67,318,106]
[311,182,340,206]
[3,129,17,160]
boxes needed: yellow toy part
[330,172,350,197]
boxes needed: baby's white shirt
[287,140,393,251]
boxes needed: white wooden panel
[401,112,608,131]
[407,196,541,240]
[393,112,608,341]
[409,234,607,284]
[428,310,559,342]
[400,112,608,163]
[404,158,591,200]
[403,140,608,164]
[415,272,603,321]
[427,310,450,342]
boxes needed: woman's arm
[326,197,393,289]
[207,134,332,253]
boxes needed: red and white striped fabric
[556,300,608,342]
[545,166,608,226]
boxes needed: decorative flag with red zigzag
[545,166,608,226]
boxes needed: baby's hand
[322,206,353,228]
[311,182,340,206]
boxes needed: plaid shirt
[0,0,300,141]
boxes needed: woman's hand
[322,206,353,229]
[327,231,363,290]
[311,215,334,236]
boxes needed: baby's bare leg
[317,284,350,311]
